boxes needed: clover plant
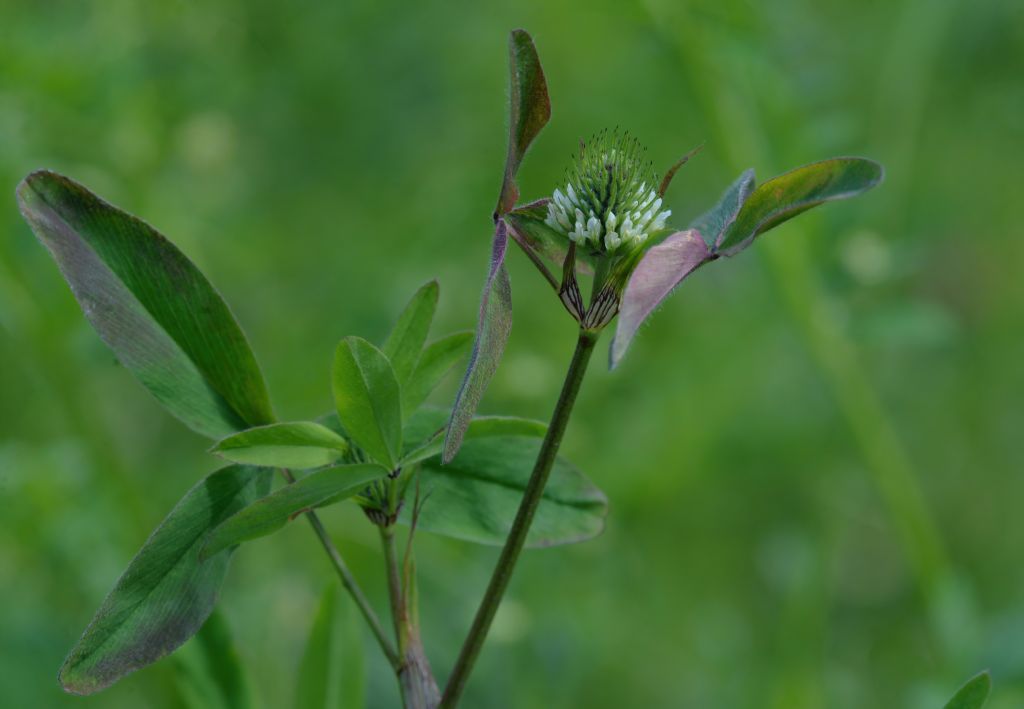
[16,27,991,709]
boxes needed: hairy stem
[280,469,400,670]
[440,329,598,707]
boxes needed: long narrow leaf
[174,611,253,709]
[717,157,883,256]
[59,465,272,694]
[17,170,274,438]
[443,221,512,462]
[295,587,366,709]
[383,281,439,387]
[202,464,387,558]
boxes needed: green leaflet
[17,170,274,438]
[412,436,607,548]
[332,337,403,469]
[295,587,367,709]
[202,464,387,558]
[943,671,992,709]
[211,422,349,469]
[59,465,272,695]
[383,281,439,388]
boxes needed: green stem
[281,469,400,670]
[382,522,441,708]
[440,329,598,708]
[381,525,405,646]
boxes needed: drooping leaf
[17,170,274,439]
[174,610,253,709]
[610,230,710,369]
[943,671,992,709]
[59,465,272,695]
[412,436,607,547]
[402,331,472,415]
[202,464,387,558]
[717,157,884,256]
[443,221,512,463]
[496,29,551,217]
[383,281,439,387]
[211,422,349,470]
[332,337,403,469]
[295,587,366,709]
[689,168,756,249]
[401,408,546,466]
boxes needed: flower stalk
[440,328,599,707]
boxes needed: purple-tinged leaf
[16,170,274,439]
[444,221,512,463]
[495,29,551,217]
[610,230,709,369]
[689,168,756,250]
[59,465,272,695]
[717,157,883,256]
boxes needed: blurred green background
[2,0,1022,707]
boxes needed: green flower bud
[544,130,671,256]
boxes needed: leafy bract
[943,671,992,709]
[17,170,273,438]
[295,587,366,709]
[443,221,512,463]
[717,157,883,256]
[211,422,349,470]
[402,331,472,414]
[610,230,710,369]
[202,464,387,558]
[496,29,552,217]
[413,436,607,547]
[689,168,755,249]
[333,337,402,469]
[383,281,438,387]
[59,465,272,695]
[504,201,594,273]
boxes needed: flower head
[545,130,671,255]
